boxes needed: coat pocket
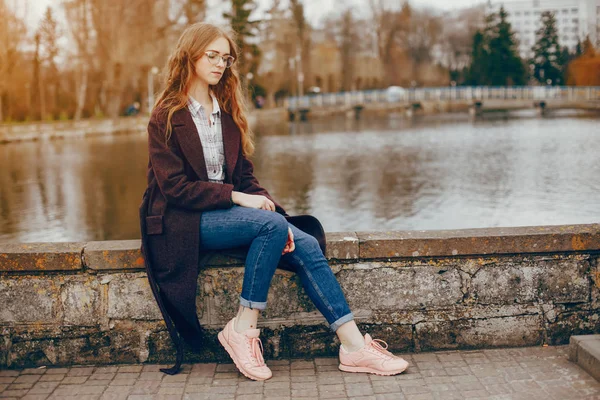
[146,215,164,235]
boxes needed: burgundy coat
[139,107,325,374]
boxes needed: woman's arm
[148,114,234,211]
[236,152,288,216]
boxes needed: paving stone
[129,380,161,395]
[343,374,370,383]
[345,382,374,396]
[401,385,432,395]
[62,376,88,385]
[236,395,263,400]
[291,360,315,369]
[38,374,65,382]
[67,368,95,377]
[22,394,51,400]
[7,383,34,390]
[14,375,41,384]
[27,381,60,394]
[314,357,338,365]
[21,368,47,375]
[0,389,29,397]
[371,380,401,394]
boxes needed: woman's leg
[199,205,289,312]
[199,206,289,381]
[282,225,409,375]
[280,225,356,333]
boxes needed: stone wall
[1,224,599,368]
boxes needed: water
[1,111,599,243]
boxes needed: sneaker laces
[248,337,266,366]
[370,339,395,359]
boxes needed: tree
[530,11,564,85]
[466,7,525,86]
[401,9,443,85]
[223,0,261,87]
[338,10,357,91]
[369,0,411,86]
[38,6,61,118]
[467,30,487,84]
[289,0,311,95]
[566,37,600,86]
[439,6,485,85]
[488,7,525,85]
[0,0,27,121]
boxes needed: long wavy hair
[153,23,254,156]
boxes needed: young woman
[140,22,409,380]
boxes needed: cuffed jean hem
[239,296,267,310]
[329,312,355,332]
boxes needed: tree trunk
[38,69,46,120]
[74,66,88,121]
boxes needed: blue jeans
[199,205,354,332]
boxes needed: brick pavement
[1,345,599,400]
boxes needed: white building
[487,0,600,58]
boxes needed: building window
[516,11,521,16]
[524,11,530,16]
[571,8,578,14]
[562,9,568,14]
[572,27,578,32]
[573,18,579,24]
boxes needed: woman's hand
[282,227,295,255]
[231,191,275,211]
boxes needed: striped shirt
[187,93,225,183]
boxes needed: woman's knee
[293,231,323,258]
[259,212,288,239]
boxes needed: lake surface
[1,111,599,244]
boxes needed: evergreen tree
[575,39,583,56]
[466,7,525,85]
[560,45,573,84]
[487,7,526,85]
[530,11,563,85]
[467,30,488,85]
[223,0,261,82]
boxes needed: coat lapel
[171,107,240,184]
[171,107,209,181]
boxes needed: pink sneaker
[339,334,409,375]
[218,317,272,381]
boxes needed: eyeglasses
[205,51,235,68]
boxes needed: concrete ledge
[358,224,600,259]
[1,223,599,368]
[84,240,145,271]
[0,242,84,272]
[569,335,600,381]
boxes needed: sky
[16,0,487,31]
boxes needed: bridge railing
[286,86,600,110]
